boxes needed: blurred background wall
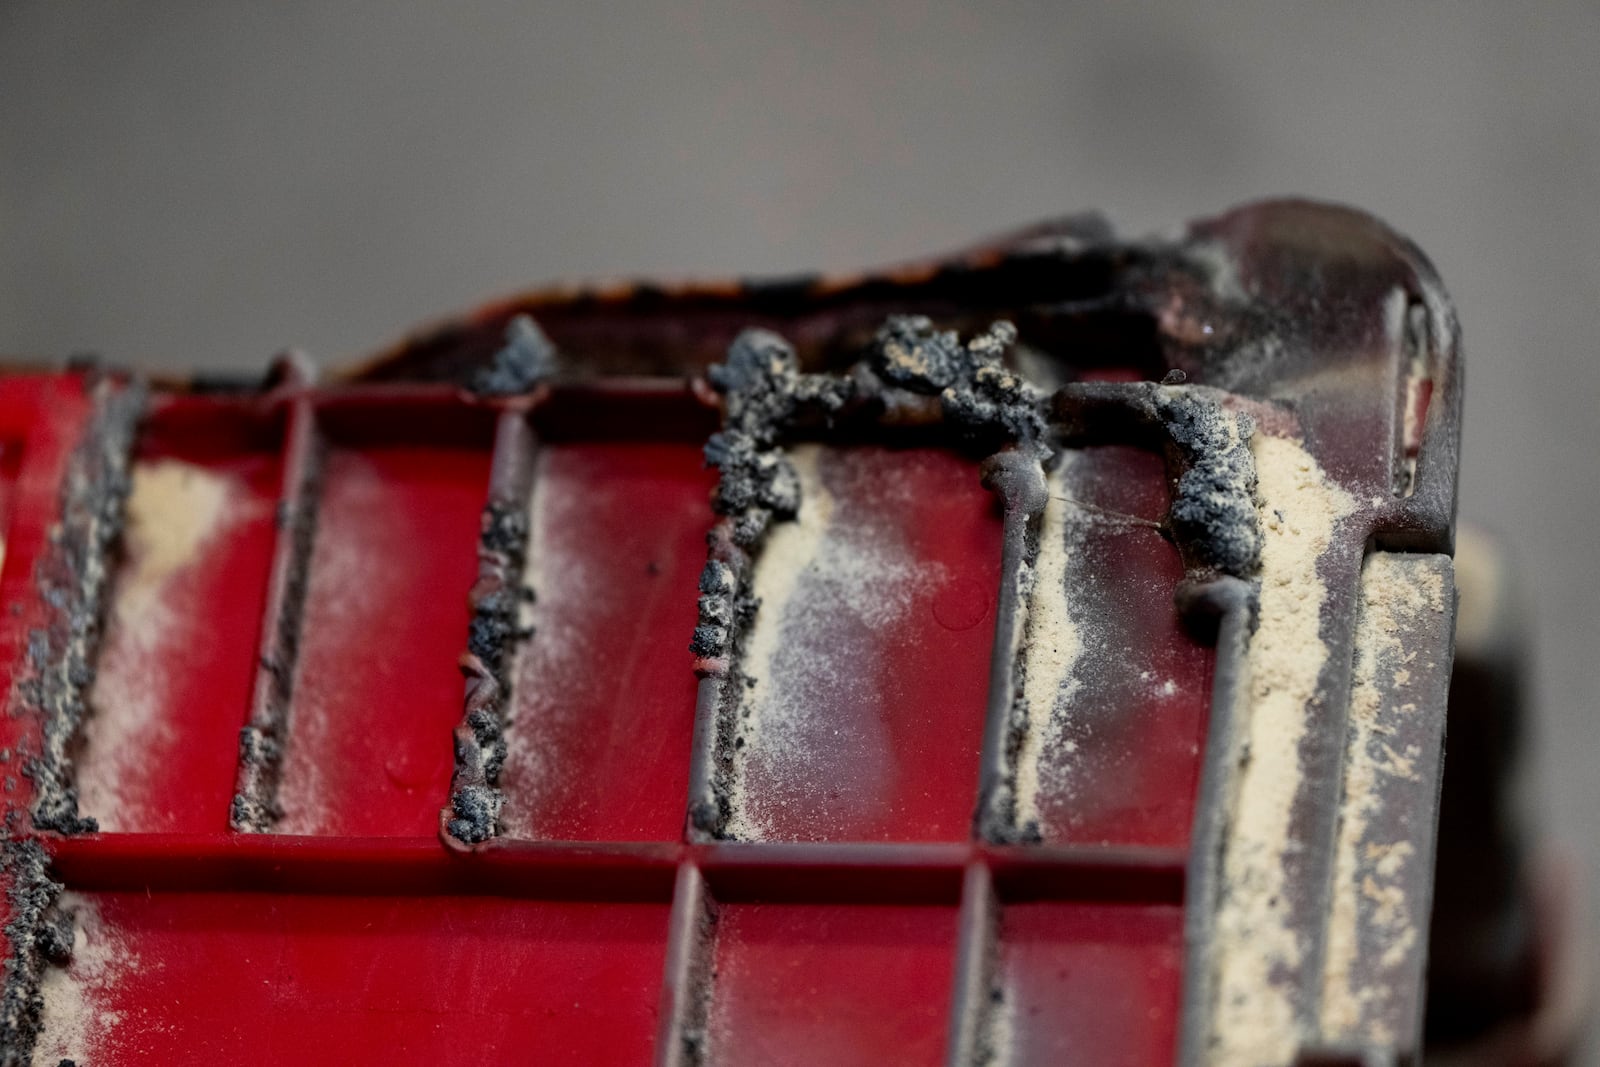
[2,0,1596,1032]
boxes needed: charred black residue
[231,439,324,833]
[1157,389,1261,578]
[696,328,856,684]
[18,377,145,836]
[867,323,1259,843]
[683,316,1256,849]
[686,560,742,669]
[969,381,1260,846]
[445,497,533,844]
[687,529,761,838]
[873,316,1048,447]
[1053,380,1262,581]
[689,330,853,836]
[704,329,853,546]
[467,315,558,398]
[0,838,66,1066]
[690,320,1062,841]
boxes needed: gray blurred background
[2,0,1596,1040]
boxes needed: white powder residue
[115,460,230,626]
[725,445,945,840]
[277,455,385,834]
[1320,554,1448,1044]
[31,894,136,1066]
[80,460,233,828]
[1013,458,1083,832]
[733,447,832,760]
[499,453,600,837]
[1208,432,1355,1067]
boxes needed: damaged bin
[0,199,1564,1065]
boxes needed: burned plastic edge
[442,409,538,846]
[15,374,146,836]
[338,214,1118,386]
[336,198,1465,572]
[930,370,1455,1066]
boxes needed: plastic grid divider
[24,381,1211,1066]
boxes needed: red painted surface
[998,902,1185,1066]
[1032,446,1214,848]
[0,375,96,797]
[706,903,958,1066]
[38,890,668,1065]
[78,412,282,833]
[500,442,713,841]
[732,447,1003,843]
[0,196,1470,1064]
[0,384,1199,1065]
[277,444,491,836]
